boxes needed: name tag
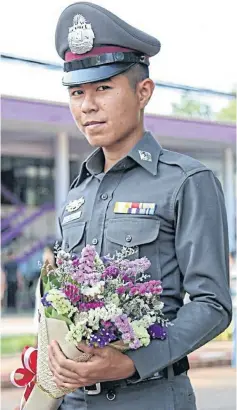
[62,210,82,225]
[114,202,156,215]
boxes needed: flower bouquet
[11,245,169,410]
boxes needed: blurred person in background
[1,266,6,308]
[2,249,22,312]
[19,252,43,309]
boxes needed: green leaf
[44,306,53,317]
[44,280,52,293]
[51,278,61,288]
[51,309,72,325]
[57,315,72,326]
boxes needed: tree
[216,98,236,123]
[172,92,212,120]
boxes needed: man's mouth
[84,121,106,127]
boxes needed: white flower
[81,281,105,297]
[109,293,120,307]
[65,322,90,345]
[131,321,150,347]
[46,289,77,317]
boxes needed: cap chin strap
[64,52,149,72]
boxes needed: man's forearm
[127,299,231,381]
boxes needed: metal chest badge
[138,150,152,162]
[65,197,85,213]
[68,14,95,55]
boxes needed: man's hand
[48,340,136,390]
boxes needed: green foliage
[172,91,212,119]
[216,98,236,122]
[1,334,36,355]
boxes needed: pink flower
[62,283,81,305]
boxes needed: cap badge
[138,150,152,162]
[68,14,95,55]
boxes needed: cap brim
[63,63,135,86]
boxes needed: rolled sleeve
[127,169,232,380]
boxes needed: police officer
[48,3,232,410]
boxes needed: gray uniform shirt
[59,131,232,381]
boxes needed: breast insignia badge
[68,14,95,54]
[65,197,85,213]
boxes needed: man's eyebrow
[68,78,112,90]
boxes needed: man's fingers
[52,376,83,389]
[48,341,80,373]
[77,342,95,355]
[48,346,79,381]
[49,360,79,382]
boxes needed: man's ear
[137,78,155,109]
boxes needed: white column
[55,132,70,237]
[224,147,235,253]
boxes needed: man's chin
[86,135,112,148]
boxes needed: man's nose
[81,93,99,113]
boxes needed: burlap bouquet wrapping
[22,303,128,410]
[21,303,91,410]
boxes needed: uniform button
[125,235,132,242]
[100,193,108,200]
[106,390,116,401]
[92,238,98,245]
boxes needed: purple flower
[79,301,105,311]
[113,314,135,343]
[101,320,113,329]
[72,258,80,267]
[62,283,81,305]
[128,280,163,296]
[119,257,151,275]
[89,327,117,348]
[72,245,97,283]
[148,324,167,340]
[102,266,120,279]
[121,274,132,283]
[41,292,51,307]
[116,282,133,295]
[101,256,111,265]
[130,339,142,349]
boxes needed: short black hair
[124,63,149,90]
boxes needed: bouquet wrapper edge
[22,303,90,410]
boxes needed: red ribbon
[10,346,38,404]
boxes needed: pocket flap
[106,218,160,247]
[62,221,86,251]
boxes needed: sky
[1,0,236,112]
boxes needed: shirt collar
[77,132,162,186]
[128,132,162,176]
[86,148,104,175]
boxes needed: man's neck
[103,127,144,173]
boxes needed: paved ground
[1,313,37,336]
[190,367,236,410]
[1,367,235,410]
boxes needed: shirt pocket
[105,217,162,279]
[62,221,86,255]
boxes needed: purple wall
[1,95,236,144]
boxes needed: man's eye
[97,85,111,91]
[70,90,83,96]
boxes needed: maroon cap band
[65,46,134,61]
